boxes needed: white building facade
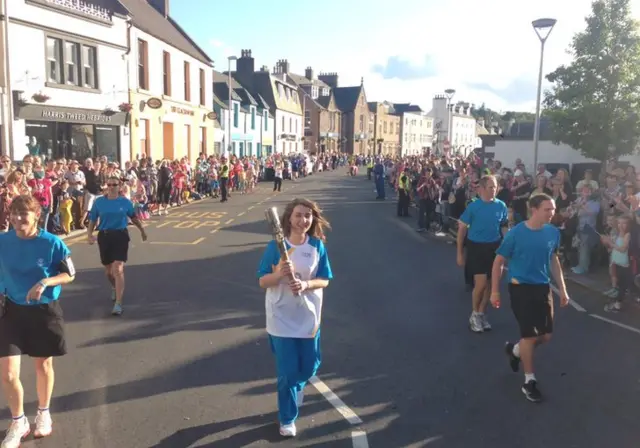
[7,0,130,162]
[400,112,433,156]
[275,109,302,154]
[428,95,478,156]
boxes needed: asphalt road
[5,169,640,448]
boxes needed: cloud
[371,55,438,80]
[466,78,539,106]
[209,39,224,48]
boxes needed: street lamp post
[227,56,238,155]
[444,88,456,155]
[532,18,557,171]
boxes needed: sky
[169,0,640,114]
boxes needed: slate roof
[392,103,423,114]
[117,0,212,65]
[212,70,260,108]
[333,86,362,112]
[287,73,330,89]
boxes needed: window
[138,39,148,89]
[199,68,205,106]
[251,107,255,130]
[289,117,292,132]
[46,38,62,83]
[82,46,97,88]
[163,51,171,95]
[184,61,191,101]
[46,36,98,89]
[233,103,239,127]
[359,115,364,132]
[304,110,310,129]
[281,116,285,131]
[264,111,268,130]
[64,41,80,86]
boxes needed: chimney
[305,67,314,80]
[276,59,290,74]
[236,49,254,75]
[148,0,169,17]
[318,72,338,88]
[260,65,269,72]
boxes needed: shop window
[25,121,55,160]
[94,126,118,162]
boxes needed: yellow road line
[237,212,245,217]
[247,206,255,210]
[224,218,234,225]
[149,236,205,246]
[210,228,219,234]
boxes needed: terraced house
[6,0,131,162]
[286,66,341,154]
[369,101,401,156]
[231,51,302,155]
[121,0,215,163]
[330,75,370,155]
[212,69,273,157]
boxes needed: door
[162,122,174,160]
[239,142,245,158]
[184,124,191,161]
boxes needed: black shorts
[0,299,66,358]
[508,283,554,338]
[466,240,501,277]
[98,229,130,266]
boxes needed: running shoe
[479,314,492,331]
[111,303,123,316]
[469,314,483,333]
[604,301,621,312]
[521,380,543,403]
[279,423,296,437]
[1,416,30,448]
[33,410,52,439]
[504,342,520,372]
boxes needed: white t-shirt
[258,236,333,338]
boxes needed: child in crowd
[602,215,633,312]
[58,180,73,234]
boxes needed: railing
[34,0,112,22]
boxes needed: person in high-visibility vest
[366,159,374,181]
[397,168,411,217]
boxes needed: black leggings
[273,177,282,191]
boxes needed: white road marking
[351,430,370,448]
[237,211,245,217]
[590,314,640,335]
[549,283,586,312]
[309,376,362,424]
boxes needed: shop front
[129,94,215,164]
[261,135,273,157]
[14,104,129,162]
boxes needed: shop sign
[17,104,128,126]
[171,106,194,116]
[207,111,217,120]
[147,98,163,109]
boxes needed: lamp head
[532,18,557,41]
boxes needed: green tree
[543,0,640,161]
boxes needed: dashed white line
[351,430,370,448]
[590,314,640,335]
[237,211,245,217]
[309,376,362,424]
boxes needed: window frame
[44,33,100,92]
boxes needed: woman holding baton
[258,198,333,438]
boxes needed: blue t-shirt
[89,196,135,231]
[496,222,560,285]
[459,198,508,243]
[0,230,71,305]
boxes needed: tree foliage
[471,103,536,132]
[543,0,640,161]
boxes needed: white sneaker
[296,389,304,406]
[279,422,296,437]
[33,410,52,439]
[469,314,484,333]
[2,416,30,448]
[479,314,492,331]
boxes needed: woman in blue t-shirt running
[87,176,147,316]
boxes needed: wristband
[37,280,47,289]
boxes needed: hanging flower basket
[31,92,50,103]
[103,108,116,116]
[17,97,28,107]
[118,102,133,113]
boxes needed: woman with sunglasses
[0,195,75,446]
[87,176,147,316]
